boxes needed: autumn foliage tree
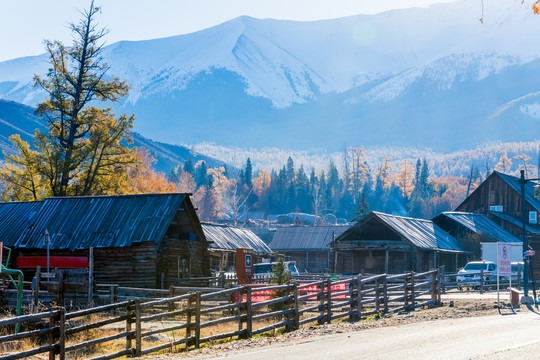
[1,1,138,200]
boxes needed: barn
[333,212,469,274]
[269,226,348,273]
[0,193,209,288]
[202,223,273,272]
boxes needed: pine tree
[244,157,253,187]
[183,156,195,174]
[351,192,370,223]
[286,157,295,183]
[195,161,208,188]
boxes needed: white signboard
[497,242,512,276]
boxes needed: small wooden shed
[0,193,210,288]
[202,223,273,272]
[333,212,469,274]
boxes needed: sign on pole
[498,242,512,277]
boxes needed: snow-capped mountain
[1,1,540,151]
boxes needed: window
[529,211,537,224]
[490,205,503,212]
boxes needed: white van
[253,261,299,279]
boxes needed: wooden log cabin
[455,170,540,278]
[269,226,348,273]
[333,211,469,274]
[0,193,210,288]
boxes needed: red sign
[16,256,89,269]
[235,248,254,285]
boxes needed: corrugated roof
[435,212,521,243]
[270,226,349,250]
[337,212,466,253]
[0,193,188,251]
[488,210,540,235]
[495,171,540,211]
[203,223,272,253]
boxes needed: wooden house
[433,211,522,259]
[455,171,540,277]
[333,212,469,274]
[202,223,273,272]
[0,193,210,288]
[270,226,349,273]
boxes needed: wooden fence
[0,269,441,360]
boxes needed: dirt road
[185,310,540,360]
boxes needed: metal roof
[434,212,522,243]
[203,223,272,254]
[337,212,466,253]
[270,226,349,250]
[0,193,189,251]
[495,171,540,212]
[488,210,540,235]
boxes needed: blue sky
[0,0,457,62]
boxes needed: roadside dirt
[144,298,506,359]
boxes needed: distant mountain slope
[0,100,224,174]
[1,1,540,151]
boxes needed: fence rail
[0,268,442,360]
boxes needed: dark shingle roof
[434,212,522,243]
[270,226,349,250]
[203,223,272,253]
[337,212,466,253]
[0,193,189,251]
[488,210,540,235]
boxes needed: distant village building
[455,170,540,277]
[0,193,209,288]
[333,212,469,274]
[202,223,273,272]
[270,226,349,273]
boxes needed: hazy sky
[0,0,458,62]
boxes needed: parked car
[253,261,299,279]
[456,261,497,289]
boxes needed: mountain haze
[1,1,539,151]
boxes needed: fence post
[49,309,57,360]
[440,265,446,295]
[246,286,253,337]
[383,275,388,314]
[194,292,201,348]
[318,281,325,325]
[375,278,380,314]
[220,273,225,288]
[32,266,41,313]
[480,269,484,294]
[348,277,355,321]
[431,270,437,302]
[126,302,133,355]
[410,272,416,309]
[437,267,442,304]
[186,294,192,351]
[293,282,299,330]
[57,271,64,307]
[356,276,363,320]
[326,278,332,323]
[404,273,409,310]
[58,307,66,360]
[135,299,142,357]
[168,286,175,312]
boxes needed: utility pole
[518,170,539,303]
